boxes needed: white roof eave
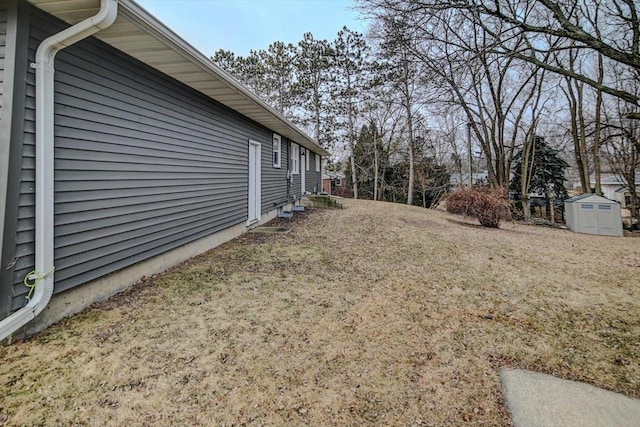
[26,0,330,157]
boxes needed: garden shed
[564,194,623,237]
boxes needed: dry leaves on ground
[1,199,639,426]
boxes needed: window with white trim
[291,143,300,174]
[315,154,320,172]
[272,133,281,168]
[305,148,310,171]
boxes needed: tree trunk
[627,172,639,223]
[522,196,531,221]
[467,123,474,187]
[348,96,358,199]
[564,51,591,193]
[407,136,415,205]
[314,107,321,145]
[569,100,589,192]
[374,131,379,201]
[349,152,358,200]
[405,94,415,205]
[593,53,604,196]
[521,129,536,221]
[576,82,592,192]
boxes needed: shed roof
[565,194,618,204]
[26,0,330,157]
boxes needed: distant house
[590,173,640,209]
[322,171,347,196]
[0,0,328,338]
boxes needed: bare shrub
[445,187,512,228]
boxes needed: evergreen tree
[212,49,271,105]
[332,26,371,199]
[294,33,336,151]
[510,136,569,219]
[212,44,296,118]
[211,49,241,77]
[260,42,297,115]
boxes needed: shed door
[596,204,616,235]
[579,204,598,234]
[247,140,261,225]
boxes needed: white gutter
[117,0,329,157]
[0,0,118,343]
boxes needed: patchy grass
[1,199,639,426]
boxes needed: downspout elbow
[35,0,118,67]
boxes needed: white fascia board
[116,0,329,157]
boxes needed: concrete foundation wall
[21,203,290,338]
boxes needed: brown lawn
[1,199,639,426]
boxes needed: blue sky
[136,0,367,57]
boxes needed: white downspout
[0,0,118,342]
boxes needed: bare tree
[553,4,607,195]
[363,2,551,187]
[367,0,640,110]
[373,18,431,204]
[560,49,592,193]
[362,89,404,201]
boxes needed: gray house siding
[0,0,30,320]
[290,141,302,197]
[261,132,289,212]
[305,151,322,194]
[0,1,5,114]
[302,149,310,193]
[7,5,294,310]
[312,152,322,192]
[0,0,8,319]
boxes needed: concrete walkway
[501,369,640,427]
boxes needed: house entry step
[277,211,294,219]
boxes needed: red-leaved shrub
[445,187,511,228]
